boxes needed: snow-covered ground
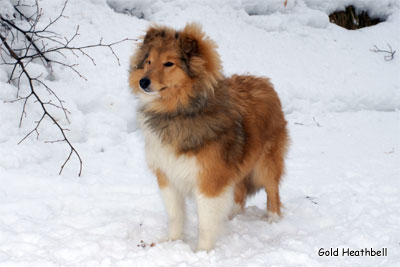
[0,0,399,266]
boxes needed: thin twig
[0,0,137,176]
[1,32,82,176]
[371,44,396,61]
[313,117,321,127]
[0,15,52,63]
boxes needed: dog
[129,23,289,251]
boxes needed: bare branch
[371,44,396,61]
[0,0,137,176]
[1,32,82,176]
[0,15,52,64]
[313,117,322,127]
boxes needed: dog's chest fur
[138,114,199,195]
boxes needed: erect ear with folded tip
[180,36,198,57]
[143,28,155,44]
[144,27,166,44]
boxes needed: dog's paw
[158,237,170,243]
[196,243,214,252]
[262,211,281,223]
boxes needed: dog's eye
[148,60,151,65]
[164,62,174,67]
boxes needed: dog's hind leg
[229,182,246,219]
[253,131,288,222]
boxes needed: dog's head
[129,23,222,114]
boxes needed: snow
[0,0,399,266]
[0,1,14,19]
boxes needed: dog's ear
[143,27,157,44]
[144,26,167,44]
[179,23,203,57]
[180,36,198,57]
[178,23,223,84]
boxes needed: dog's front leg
[195,186,234,251]
[160,183,185,241]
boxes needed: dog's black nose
[139,77,151,89]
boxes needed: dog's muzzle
[139,77,151,92]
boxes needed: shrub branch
[371,44,396,61]
[0,0,136,176]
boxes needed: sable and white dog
[129,23,289,251]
